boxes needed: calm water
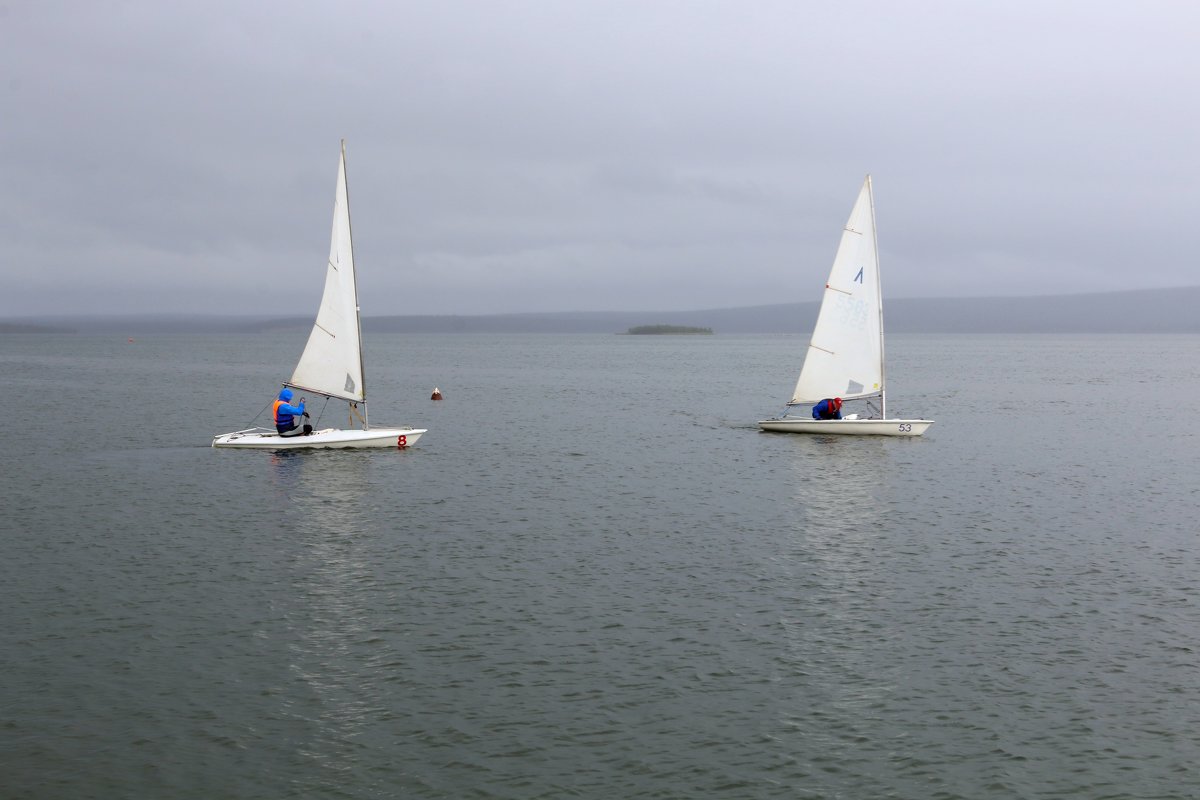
[2,332,1198,799]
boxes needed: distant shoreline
[0,322,76,334]
[3,286,1199,335]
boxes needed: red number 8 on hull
[397,435,408,448]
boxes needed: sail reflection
[268,449,372,536]
[772,437,905,739]
[783,437,891,538]
[265,450,388,758]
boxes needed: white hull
[212,426,426,449]
[758,418,932,437]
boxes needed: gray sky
[4,1,1198,317]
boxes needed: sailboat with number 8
[213,141,426,449]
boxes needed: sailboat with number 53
[759,176,932,437]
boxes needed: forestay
[287,143,365,404]
[790,178,883,405]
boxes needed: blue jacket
[273,388,306,426]
[812,399,842,420]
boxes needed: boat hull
[758,418,933,437]
[212,427,426,449]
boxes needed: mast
[868,175,887,420]
[342,139,369,429]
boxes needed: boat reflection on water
[267,449,371,534]
[774,435,897,631]
[267,449,305,494]
[265,449,387,753]
[784,436,892,539]
[773,437,909,729]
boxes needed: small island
[623,325,713,335]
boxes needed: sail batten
[288,142,365,405]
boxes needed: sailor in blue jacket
[272,388,312,436]
[812,397,843,420]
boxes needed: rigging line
[314,322,336,339]
[313,395,330,428]
[247,396,275,428]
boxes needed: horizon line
[4,284,1198,321]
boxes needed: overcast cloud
[3,1,1197,317]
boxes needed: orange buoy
[431,387,442,401]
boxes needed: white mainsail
[789,176,883,406]
[287,141,366,405]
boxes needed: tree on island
[624,325,713,335]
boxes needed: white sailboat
[213,141,427,450]
[759,176,932,437]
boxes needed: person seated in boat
[812,397,843,420]
[273,388,312,436]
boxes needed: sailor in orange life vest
[812,397,843,420]
[273,388,313,436]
